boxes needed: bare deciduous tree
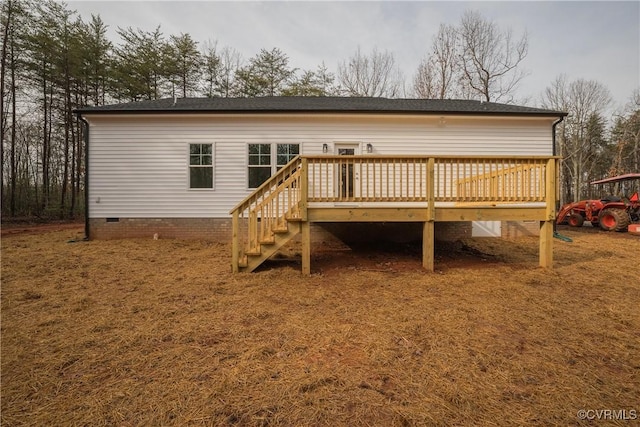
[608,89,640,185]
[413,24,459,99]
[199,42,243,98]
[337,47,403,98]
[458,10,528,103]
[542,75,612,202]
[218,46,242,97]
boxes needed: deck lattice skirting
[230,155,559,274]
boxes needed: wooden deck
[231,155,558,274]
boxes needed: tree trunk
[41,59,52,215]
[0,0,10,212]
[61,103,69,218]
[70,109,76,217]
[61,59,71,218]
[10,35,16,216]
[75,113,82,208]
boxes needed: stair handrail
[231,155,303,272]
[255,171,302,210]
[229,155,302,215]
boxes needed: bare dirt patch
[2,228,639,426]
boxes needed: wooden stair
[230,156,306,273]
[238,221,301,272]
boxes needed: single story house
[76,97,566,273]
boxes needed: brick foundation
[89,218,233,240]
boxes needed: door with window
[335,143,360,199]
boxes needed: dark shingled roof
[76,96,566,117]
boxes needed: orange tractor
[556,173,640,232]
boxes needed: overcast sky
[68,1,639,112]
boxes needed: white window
[277,143,299,170]
[248,143,272,189]
[189,143,213,189]
[248,143,299,188]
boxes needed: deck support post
[300,158,309,221]
[539,158,556,268]
[300,157,311,275]
[301,221,311,275]
[423,221,435,272]
[422,157,436,272]
[539,220,553,268]
[231,210,239,273]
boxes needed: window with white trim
[248,144,272,188]
[248,143,299,188]
[277,143,299,170]
[189,143,213,189]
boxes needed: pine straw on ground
[1,227,639,426]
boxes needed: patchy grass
[1,226,639,426]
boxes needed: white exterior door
[334,143,360,199]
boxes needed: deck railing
[445,157,549,202]
[307,156,431,202]
[304,155,553,203]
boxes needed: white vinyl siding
[86,114,555,218]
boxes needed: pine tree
[235,48,295,97]
[200,40,220,97]
[114,26,169,101]
[166,33,202,98]
[77,15,112,106]
[282,63,336,96]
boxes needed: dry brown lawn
[1,225,639,426]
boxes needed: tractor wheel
[567,214,584,227]
[598,208,630,232]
